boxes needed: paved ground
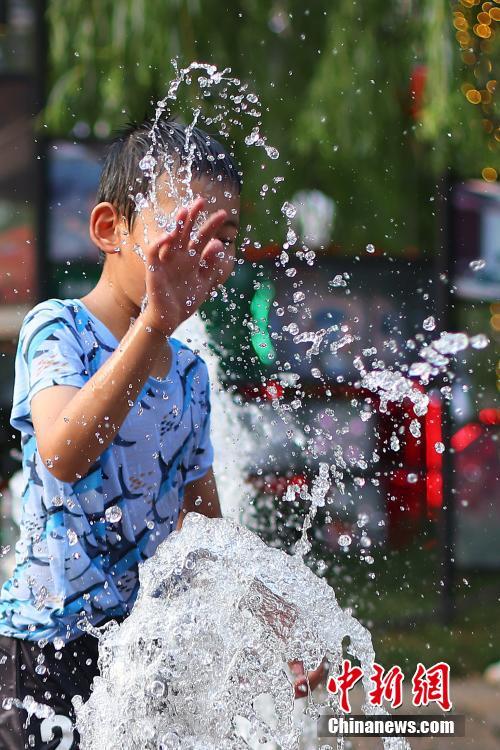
[296,679,500,749]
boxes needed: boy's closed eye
[218,218,239,248]
[219,237,236,247]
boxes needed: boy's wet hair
[96,116,242,260]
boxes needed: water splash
[75,59,492,750]
[136,60,273,230]
[132,60,279,314]
[174,311,262,522]
[75,513,409,750]
[362,330,490,410]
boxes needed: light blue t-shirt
[0,298,214,643]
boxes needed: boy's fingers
[289,660,304,675]
[197,240,223,287]
[190,209,228,254]
[179,197,207,248]
[294,678,309,698]
[198,238,226,274]
[155,207,190,263]
[198,239,234,293]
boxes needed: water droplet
[139,154,157,172]
[134,193,149,211]
[409,419,421,438]
[105,505,122,524]
[469,259,485,271]
[390,434,400,451]
[148,680,165,698]
[244,128,262,146]
[329,274,346,288]
[67,529,78,546]
[265,146,279,160]
[281,201,297,219]
[470,334,489,349]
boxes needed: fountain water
[74,59,490,750]
[174,311,262,523]
[75,512,409,750]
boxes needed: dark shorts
[0,622,122,750]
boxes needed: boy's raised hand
[290,658,328,699]
[142,196,233,334]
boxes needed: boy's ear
[90,202,123,255]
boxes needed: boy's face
[112,172,240,313]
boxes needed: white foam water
[174,311,262,523]
[75,512,409,750]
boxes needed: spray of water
[174,311,262,522]
[75,512,410,750]
[74,59,491,750]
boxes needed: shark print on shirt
[0,298,214,643]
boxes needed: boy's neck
[80,271,174,381]
[80,274,141,343]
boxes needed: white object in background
[0,469,24,579]
[8,469,24,529]
[484,661,500,685]
[174,311,259,522]
[291,189,336,249]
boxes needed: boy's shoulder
[18,298,83,354]
[24,296,75,317]
[21,297,80,333]
[20,298,210,377]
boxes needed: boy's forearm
[40,313,177,482]
[176,467,222,530]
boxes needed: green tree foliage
[45,0,497,253]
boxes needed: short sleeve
[184,359,214,483]
[10,300,88,434]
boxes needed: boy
[0,116,322,750]
[0,117,240,749]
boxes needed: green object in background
[44,0,497,257]
[249,280,276,366]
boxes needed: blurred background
[0,1,499,744]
